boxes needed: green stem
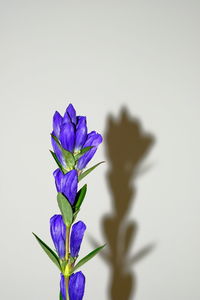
[65,277,70,300]
[65,226,71,300]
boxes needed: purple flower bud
[53,169,78,205]
[63,103,77,125]
[50,215,66,259]
[77,131,103,170]
[70,221,86,258]
[69,272,85,300]
[60,274,66,300]
[75,116,87,151]
[60,122,75,153]
[52,111,63,138]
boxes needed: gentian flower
[69,271,85,300]
[51,103,102,170]
[70,221,86,258]
[50,215,66,259]
[60,274,66,300]
[53,169,78,205]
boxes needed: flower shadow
[90,106,155,299]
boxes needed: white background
[0,0,200,299]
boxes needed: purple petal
[69,272,85,300]
[51,135,66,167]
[75,116,87,151]
[70,221,86,257]
[77,131,103,170]
[50,214,66,258]
[63,104,76,125]
[60,274,66,300]
[53,169,78,205]
[53,111,63,138]
[60,122,75,152]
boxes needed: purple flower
[50,215,66,259]
[51,104,102,170]
[69,272,85,300]
[77,131,103,170]
[60,274,66,300]
[70,221,86,258]
[53,169,78,205]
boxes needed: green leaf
[74,146,94,160]
[32,233,61,271]
[60,292,63,300]
[74,184,87,212]
[72,244,106,273]
[62,148,75,171]
[51,134,75,170]
[50,150,64,171]
[78,161,105,181]
[57,193,73,227]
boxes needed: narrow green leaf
[50,150,63,171]
[74,184,87,212]
[32,233,61,271]
[74,146,93,160]
[51,134,60,145]
[51,134,75,170]
[72,244,106,273]
[78,161,105,181]
[57,193,73,227]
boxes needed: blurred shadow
[90,107,155,299]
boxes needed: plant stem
[65,226,71,300]
[65,226,71,261]
[65,277,70,300]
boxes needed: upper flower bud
[51,103,102,171]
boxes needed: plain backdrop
[0,0,200,299]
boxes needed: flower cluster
[51,103,102,172]
[34,104,104,300]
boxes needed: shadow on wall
[91,107,155,300]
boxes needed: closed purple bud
[53,111,63,138]
[60,122,75,152]
[69,272,85,300]
[70,221,86,257]
[77,131,103,170]
[50,215,66,259]
[63,103,77,125]
[60,274,66,300]
[75,116,87,151]
[53,169,78,205]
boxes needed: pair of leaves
[33,232,105,276]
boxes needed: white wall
[0,0,200,299]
